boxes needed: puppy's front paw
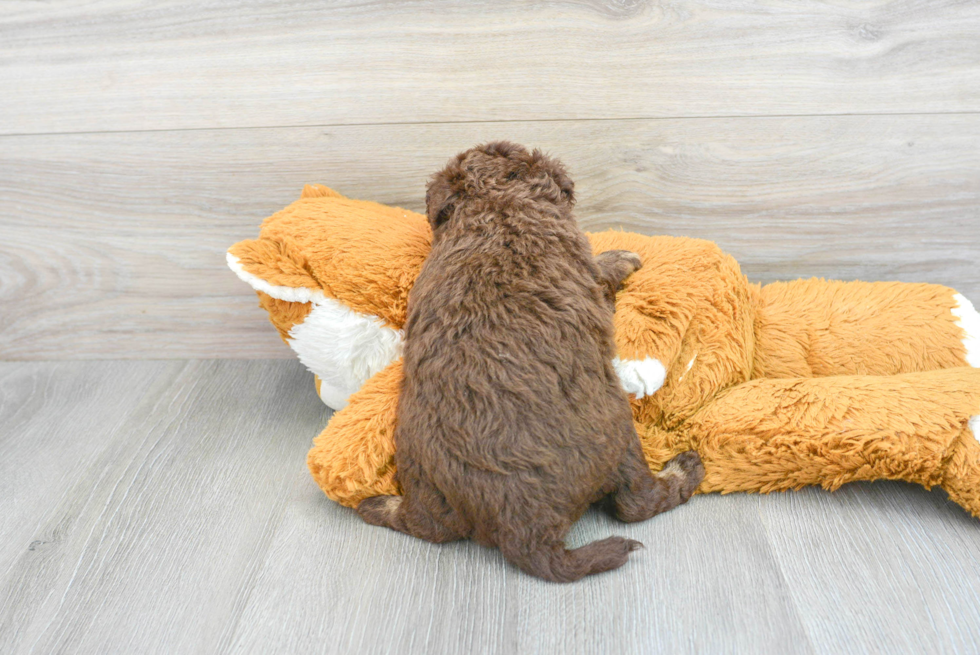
[620,250,643,273]
[597,249,642,274]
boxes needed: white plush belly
[288,299,403,409]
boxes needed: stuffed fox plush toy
[228,184,980,518]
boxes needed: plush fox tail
[499,536,642,583]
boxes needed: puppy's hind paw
[356,495,402,527]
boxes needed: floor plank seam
[756,498,821,655]
[2,109,980,139]
[215,494,294,655]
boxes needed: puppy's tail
[499,535,642,583]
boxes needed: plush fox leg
[682,367,980,517]
[307,360,403,508]
[753,280,979,378]
[943,417,980,517]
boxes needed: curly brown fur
[356,142,703,582]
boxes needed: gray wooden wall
[2,1,979,360]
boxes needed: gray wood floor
[2,359,979,654]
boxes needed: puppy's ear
[551,165,575,204]
[425,171,458,231]
[532,149,575,204]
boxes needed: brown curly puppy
[357,142,704,582]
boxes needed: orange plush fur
[228,185,980,517]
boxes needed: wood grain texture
[1,360,978,654]
[229,489,812,655]
[0,359,329,654]
[2,114,978,359]
[761,483,980,653]
[0,361,182,574]
[2,0,980,134]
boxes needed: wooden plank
[761,482,980,653]
[0,360,186,651]
[0,359,330,654]
[0,361,182,573]
[2,114,978,359]
[2,1,980,134]
[227,487,811,654]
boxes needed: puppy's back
[396,143,635,573]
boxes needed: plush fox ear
[300,184,344,199]
[227,182,350,298]
[226,238,325,304]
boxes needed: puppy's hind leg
[357,494,462,543]
[608,438,704,523]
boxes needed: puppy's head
[425,141,575,235]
